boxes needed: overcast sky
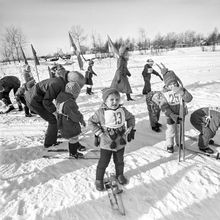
[0,0,220,55]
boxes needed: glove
[127,128,136,142]
[80,119,86,127]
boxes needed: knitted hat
[65,82,81,99]
[146,59,154,65]
[163,70,179,87]
[23,64,30,73]
[89,60,94,66]
[102,87,120,102]
[67,71,85,88]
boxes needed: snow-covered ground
[1,46,220,220]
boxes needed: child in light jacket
[88,87,135,191]
[151,68,193,153]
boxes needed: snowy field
[0,46,220,220]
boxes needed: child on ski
[151,64,193,153]
[142,59,163,95]
[190,107,220,154]
[56,81,86,158]
[146,91,162,132]
[85,60,97,95]
[88,87,135,191]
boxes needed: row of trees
[1,25,220,63]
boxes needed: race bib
[164,91,181,105]
[148,68,153,73]
[104,108,125,129]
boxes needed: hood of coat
[56,91,74,104]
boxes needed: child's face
[105,93,120,109]
[167,81,179,90]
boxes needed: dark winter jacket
[110,56,132,94]
[190,107,220,135]
[142,64,162,94]
[85,66,97,85]
[161,87,193,124]
[0,76,20,93]
[88,103,135,151]
[56,92,84,139]
[25,71,69,113]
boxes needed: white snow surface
[1,47,220,220]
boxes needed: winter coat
[88,103,135,151]
[25,71,69,113]
[142,64,162,94]
[0,76,20,93]
[110,56,132,94]
[85,66,97,85]
[190,107,220,135]
[56,92,84,139]
[161,87,193,124]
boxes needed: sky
[0,0,220,56]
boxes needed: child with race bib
[88,87,135,191]
[151,69,193,153]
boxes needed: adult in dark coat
[142,59,163,94]
[0,75,23,113]
[85,60,97,95]
[190,107,220,154]
[25,69,85,148]
[110,46,134,101]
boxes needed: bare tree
[0,26,26,62]
[70,25,87,52]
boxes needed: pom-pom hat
[102,87,120,102]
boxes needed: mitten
[110,141,117,149]
[127,128,136,142]
[94,135,100,147]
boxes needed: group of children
[1,56,219,192]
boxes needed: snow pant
[142,81,151,95]
[146,101,160,128]
[166,119,180,147]
[15,94,31,115]
[28,102,58,147]
[96,148,125,181]
[190,112,215,149]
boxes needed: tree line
[0,25,220,63]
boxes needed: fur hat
[102,87,120,102]
[65,82,81,99]
[119,45,129,56]
[163,70,180,87]
[67,71,85,88]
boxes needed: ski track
[1,47,220,220]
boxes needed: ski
[104,173,125,215]
[47,149,68,152]
[185,135,220,147]
[185,147,220,160]
[43,149,100,160]
[42,155,99,160]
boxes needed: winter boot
[156,122,162,128]
[199,147,214,154]
[95,180,104,191]
[167,145,174,153]
[126,93,134,101]
[5,105,15,113]
[152,126,161,132]
[69,142,84,158]
[77,142,86,151]
[117,174,128,185]
[86,87,90,94]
